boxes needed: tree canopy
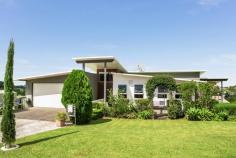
[61,70,93,124]
[1,40,16,148]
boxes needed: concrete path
[0,107,66,141]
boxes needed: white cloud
[197,0,225,7]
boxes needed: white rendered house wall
[112,73,150,101]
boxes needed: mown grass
[1,119,236,158]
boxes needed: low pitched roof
[17,71,71,81]
[73,56,127,73]
[112,73,205,83]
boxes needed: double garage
[22,72,98,108]
[33,83,64,108]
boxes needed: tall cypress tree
[1,40,16,148]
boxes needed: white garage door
[33,83,64,108]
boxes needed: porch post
[221,81,224,103]
[82,63,85,71]
[104,62,107,104]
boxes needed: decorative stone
[1,144,19,151]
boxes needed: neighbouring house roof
[200,78,228,82]
[128,70,206,75]
[73,56,127,73]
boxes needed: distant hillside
[0,81,25,96]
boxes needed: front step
[153,109,168,119]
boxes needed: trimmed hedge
[167,100,183,119]
[214,103,236,115]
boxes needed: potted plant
[55,112,67,127]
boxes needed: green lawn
[1,119,236,158]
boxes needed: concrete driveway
[15,107,65,122]
[0,107,66,140]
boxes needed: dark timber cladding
[74,57,115,104]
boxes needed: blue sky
[0,0,236,86]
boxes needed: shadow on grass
[89,118,112,125]
[18,131,79,147]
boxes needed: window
[134,84,144,98]
[158,94,167,98]
[175,94,182,99]
[118,84,127,98]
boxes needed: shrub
[209,99,219,109]
[138,110,153,119]
[186,108,201,121]
[61,70,93,125]
[135,99,151,112]
[167,100,183,119]
[186,108,214,121]
[228,115,236,121]
[198,108,214,121]
[56,112,68,121]
[214,103,236,115]
[214,111,228,121]
[146,75,176,99]
[108,92,130,118]
[124,112,138,119]
[102,106,112,117]
[92,102,105,110]
[92,109,104,120]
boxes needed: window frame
[118,84,127,98]
[134,84,144,99]
[157,86,168,99]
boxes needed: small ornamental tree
[61,70,92,124]
[179,81,198,111]
[146,75,176,99]
[1,40,16,149]
[198,82,214,109]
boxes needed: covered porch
[200,78,228,103]
[73,56,127,103]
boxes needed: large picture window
[118,84,127,98]
[134,84,144,98]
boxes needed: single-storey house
[18,56,228,108]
